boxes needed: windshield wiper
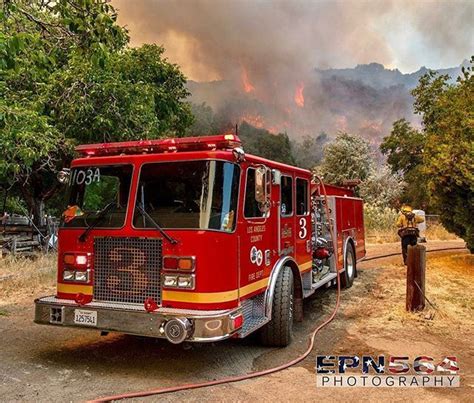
[136,204,178,245]
[78,202,116,243]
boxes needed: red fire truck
[35,134,365,346]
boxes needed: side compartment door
[353,199,366,259]
[295,178,312,272]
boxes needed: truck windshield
[61,165,133,228]
[134,160,240,232]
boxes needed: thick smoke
[112,0,472,81]
[111,0,472,139]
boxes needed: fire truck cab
[35,134,365,346]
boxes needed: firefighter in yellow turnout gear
[396,205,425,264]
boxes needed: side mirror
[255,166,271,213]
[255,167,266,204]
[272,169,281,185]
[57,168,71,184]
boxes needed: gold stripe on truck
[57,283,93,295]
[163,277,270,303]
[164,260,313,303]
[299,260,312,271]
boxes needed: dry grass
[355,252,474,339]
[366,223,459,244]
[425,223,459,241]
[365,230,399,244]
[0,253,57,305]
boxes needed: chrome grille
[93,237,162,304]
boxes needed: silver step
[312,272,337,290]
[238,293,269,338]
[303,272,337,298]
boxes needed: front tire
[340,243,356,288]
[260,266,294,347]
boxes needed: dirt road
[1,240,472,402]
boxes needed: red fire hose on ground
[361,247,467,262]
[89,181,467,402]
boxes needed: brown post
[406,244,426,312]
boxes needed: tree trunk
[19,170,62,226]
[20,184,44,226]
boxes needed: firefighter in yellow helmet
[396,205,425,264]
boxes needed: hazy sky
[112,0,474,81]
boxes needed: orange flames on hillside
[241,67,255,93]
[235,66,308,134]
[240,113,265,128]
[239,114,290,135]
[294,82,305,107]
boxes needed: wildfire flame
[294,82,305,108]
[240,114,265,128]
[236,71,306,133]
[240,114,282,134]
[241,67,255,93]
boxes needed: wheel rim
[346,249,355,279]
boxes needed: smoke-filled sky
[112,0,473,82]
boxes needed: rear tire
[259,266,294,347]
[340,243,356,288]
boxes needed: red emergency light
[75,134,242,157]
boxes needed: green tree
[292,132,328,170]
[1,1,193,222]
[412,59,474,251]
[186,104,298,164]
[380,119,429,209]
[186,102,220,136]
[316,132,373,186]
[47,44,192,143]
[238,121,296,165]
[359,165,405,207]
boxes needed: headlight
[163,275,178,287]
[178,275,194,289]
[63,270,75,281]
[162,274,194,289]
[74,271,89,282]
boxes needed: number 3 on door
[299,217,307,239]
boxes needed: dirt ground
[0,240,472,402]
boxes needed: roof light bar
[75,134,241,157]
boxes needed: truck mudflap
[34,296,242,343]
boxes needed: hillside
[315,61,468,90]
[187,61,468,144]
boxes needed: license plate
[74,309,97,327]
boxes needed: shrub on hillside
[364,204,398,233]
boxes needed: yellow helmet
[401,205,413,213]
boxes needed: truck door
[240,166,275,298]
[279,174,294,256]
